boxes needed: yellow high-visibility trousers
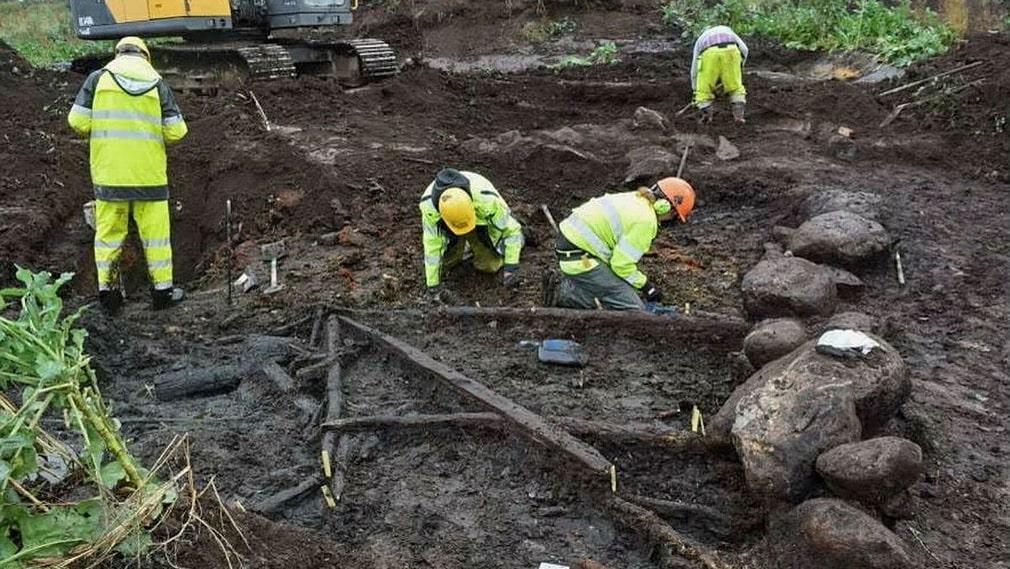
[694,44,746,107]
[94,200,173,292]
[443,232,504,274]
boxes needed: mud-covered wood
[322,315,355,501]
[338,316,615,481]
[322,412,718,451]
[253,473,324,515]
[154,364,245,401]
[323,412,501,431]
[623,493,730,526]
[336,307,749,350]
[260,361,295,392]
[604,494,732,569]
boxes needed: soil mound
[0,42,89,283]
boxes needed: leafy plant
[553,40,621,69]
[660,0,957,66]
[0,268,171,566]
[521,17,577,43]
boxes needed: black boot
[98,290,123,314]
[152,287,184,310]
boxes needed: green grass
[0,0,113,66]
[661,0,957,66]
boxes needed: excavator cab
[68,0,396,89]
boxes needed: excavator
[68,0,398,89]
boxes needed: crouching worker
[545,178,695,310]
[420,168,525,303]
[691,25,749,123]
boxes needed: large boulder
[741,256,837,319]
[624,145,678,183]
[734,384,862,501]
[769,498,913,569]
[799,186,882,220]
[816,437,923,506]
[787,211,891,268]
[709,334,910,501]
[743,318,808,368]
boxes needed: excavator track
[235,44,296,81]
[72,38,398,93]
[343,38,398,81]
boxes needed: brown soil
[1,2,1007,568]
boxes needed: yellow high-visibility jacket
[68,54,187,200]
[419,171,524,287]
[558,191,657,289]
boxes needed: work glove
[501,264,520,288]
[641,281,663,303]
[732,102,746,124]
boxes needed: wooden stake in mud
[541,204,560,235]
[337,316,616,485]
[677,142,692,178]
[249,90,271,132]
[226,199,233,306]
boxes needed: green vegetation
[520,17,578,43]
[661,0,957,66]
[0,0,111,66]
[553,40,620,69]
[0,268,174,567]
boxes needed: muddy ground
[1,1,1007,567]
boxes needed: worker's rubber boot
[732,102,746,124]
[541,270,560,308]
[152,287,185,311]
[98,290,123,315]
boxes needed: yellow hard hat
[116,37,150,60]
[438,187,476,235]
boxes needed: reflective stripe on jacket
[68,54,188,200]
[558,191,657,289]
[419,171,524,287]
[690,25,749,89]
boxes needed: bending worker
[68,37,188,313]
[420,168,524,302]
[546,178,695,310]
[691,25,749,123]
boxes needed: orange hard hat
[653,177,696,222]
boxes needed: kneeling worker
[691,25,749,123]
[548,178,695,310]
[420,168,525,302]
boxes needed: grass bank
[0,0,111,66]
[662,0,958,66]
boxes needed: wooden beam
[321,412,719,451]
[334,307,748,351]
[877,60,983,97]
[338,316,616,483]
[603,494,733,569]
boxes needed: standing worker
[68,37,187,313]
[420,168,524,303]
[691,25,749,124]
[544,178,695,310]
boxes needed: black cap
[431,168,471,209]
